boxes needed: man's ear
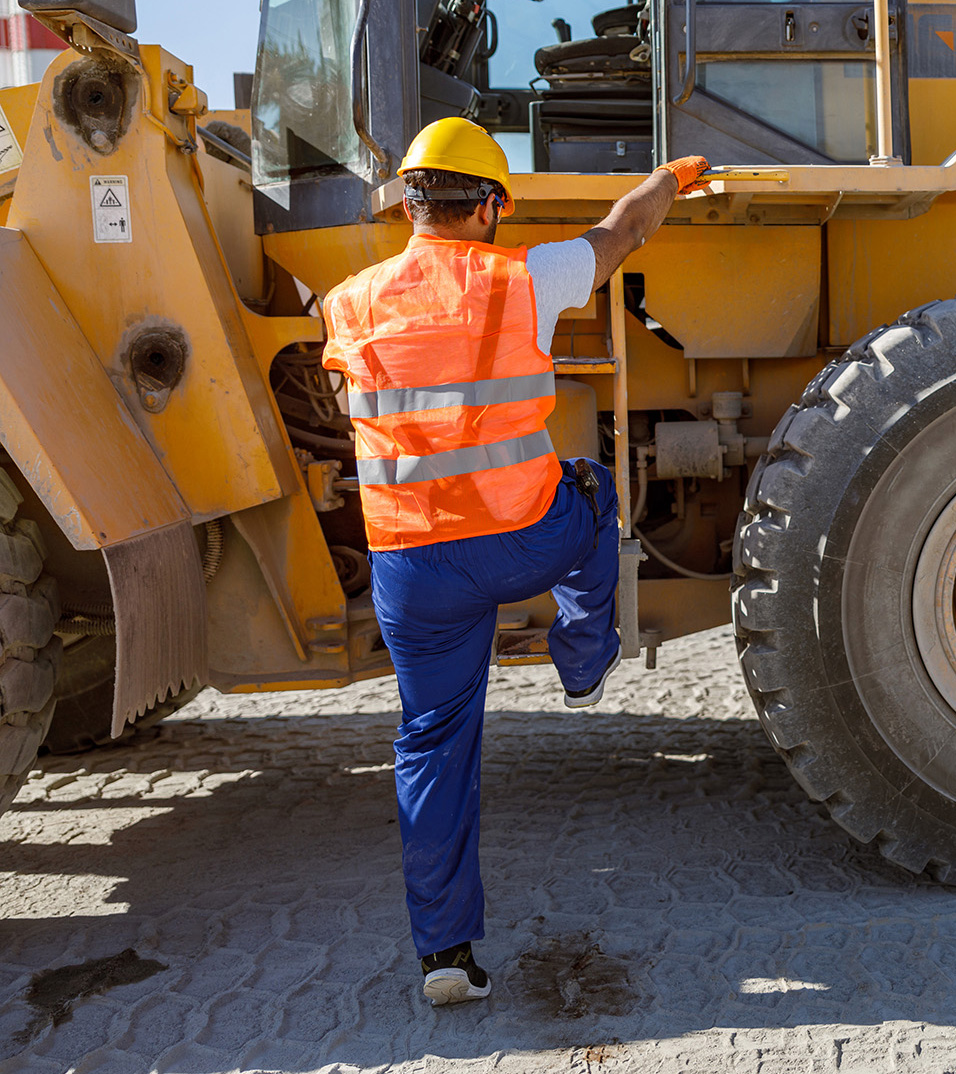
[476,197,497,228]
[402,195,414,224]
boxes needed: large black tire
[733,298,956,879]
[0,470,61,815]
[44,634,200,755]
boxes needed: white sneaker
[563,644,622,708]
[423,967,492,1006]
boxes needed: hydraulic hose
[634,526,732,582]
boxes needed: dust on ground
[0,626,953,1074]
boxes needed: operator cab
[252,0,911,234]
[474,0,908,171]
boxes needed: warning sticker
[90,176,132,244]
[0,106,23,176]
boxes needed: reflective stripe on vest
[347,370,556,420]
[356,428,555,486]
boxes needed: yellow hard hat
[398,118,514,217]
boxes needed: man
[322,118,708,1006]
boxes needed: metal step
[553,355,617,375]
[495,627,551,666]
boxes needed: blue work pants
[369,459,619,957]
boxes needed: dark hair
[402,168,507,227]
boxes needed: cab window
[253,0,365,186]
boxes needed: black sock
[421,942,487,986]
[421,942,474,974]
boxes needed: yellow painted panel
[0,82,38,170]
[633,227,821,359]
[827,194,956,346]
[909,81,956,166]
[6,48,297,521]
[265,223,412,297]
[0,228,188,549]
[638,578,732,641]
[0,83,39,210]
[223,664,395,694]
[232,486,346,660]
[207,505,349,684]
[207,513,319,682]
[198,151,264,304]
[547,380,599,460]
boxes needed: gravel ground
[0,626,955,1074]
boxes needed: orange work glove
[655,155,711,195]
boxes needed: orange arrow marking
[936,29,955,51]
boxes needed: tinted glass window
[253,0,364,185]
[698,60,876,161]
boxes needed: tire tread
[733,297,956,878]
[0,478,59,818]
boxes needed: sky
[135,3,262,110]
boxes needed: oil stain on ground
[14,948,167,1046]
[512,932,633,1021]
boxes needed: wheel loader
[1,0,955,878]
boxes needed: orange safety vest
[322,233,562,551]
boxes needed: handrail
[673,0,697,105]
[870,0,899,163]
[350,0,390,178]
[197,126,252,172]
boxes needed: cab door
[655,0,910,163]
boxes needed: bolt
[144,393,158,408]
[90,129,111,151]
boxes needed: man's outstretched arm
[583,156,710,290]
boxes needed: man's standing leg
[370,543,496,1005]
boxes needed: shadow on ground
[0,702,950,1073]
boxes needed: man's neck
[413,222,498,244]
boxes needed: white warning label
[0,106,23,176]
[90,175,132,243]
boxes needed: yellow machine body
[0,1,955,708]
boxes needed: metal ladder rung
[553,356,617,375]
